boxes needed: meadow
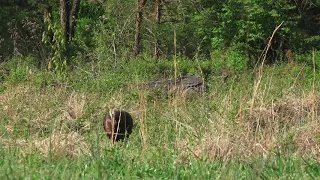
[0,56,319,179]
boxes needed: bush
[33,71,57,89]
[211,48,248,72]
[6,56,39,84]
[9,66,29,83]
[295,50,320,70]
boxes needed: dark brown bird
[103,110,134,143]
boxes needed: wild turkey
[103,110,134,143]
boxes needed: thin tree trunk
[154,0,161,59]
[23,0,28,7]
[68,0,81,41]
[59,0,70,46]
[60,0,81,44]
[134,0,147,57]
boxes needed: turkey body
[103,110,134,142]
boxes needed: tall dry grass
[0,67,319,163]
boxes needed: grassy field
[0,58,319,179]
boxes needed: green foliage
[42,14,67,72]
[295,50,320,69]
[226,50,248,71]
[211,48,248,72]
[70,1,105,60]
[8,66,29,83]
[0,1,51,61]
[90,20,117,64]
[1,0,320,67]
[166,0,318,64]
[6,56,38,84]
[33,71,57,89]
[0,85,6,94]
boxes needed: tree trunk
[134,0,147,57]
[59,0,81,45]
[59,0,70,46]
[68,0,81,41]
[154,0,161,59]
[23,0,28,7]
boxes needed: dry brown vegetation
[0,78,319,163]
[0,84,96,157]
[174,91,320,163]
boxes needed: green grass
[0,58,319,179]
[1,145,319,179]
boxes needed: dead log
[132,75,205,95]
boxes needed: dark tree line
[0,0,319,69]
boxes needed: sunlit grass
[0,60,319,179]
